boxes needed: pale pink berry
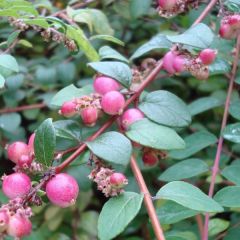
[80,107,98,126]
[199,49,217,65]
[93,76,120,95]
[228,15,240,28]
[2,173,31,199]
[219,23,235,39]
[109,173,127,188]
[173,55,187,72]
[142,150,158,166]
[0,210,9,233]
[121,108,144,130]
[59,100,77,117]
[28,133,35,154]
[7,141,29,164]
[158,0,177,10]
[7,214,32,238]
[163,51,176,74]
[18,155,33,168]
[101,91,125,115]
[192,68,209,80]
[46,173,79,208]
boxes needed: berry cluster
[162,48,217,80]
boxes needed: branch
[0,103,46,114]
[202,34,240,240]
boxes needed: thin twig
[0,103,46,114]
[202,35,240,240]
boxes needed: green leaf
[157,201,198,224]
[18,39,33,48]
[86,131,132,166]
[98,192,143,240]
[126,119,185,150]
[99,46,129,63]
[57,62,76,84]
[188,96,224,116]
[214,186,240,207]
[0,74,5,88]
[222,164,240,185]
[169,131,217,160]
[229,100,240,120]
[88,61,132,87]
[34,118,56,167]
[7,31,20,46]
[129,0,151,19]
[0,54,19,72]
[51,84,93,107]
[222,123,240,143]
[167,23,214,49]
[23,17,49,28]
[159,159,209,182]
[90,35,124,46]
[156,181,223,212]
[0,113,21,132]
[130,34,171,60]
[209,59,231,75]
[66,25,99,61]
[208,218,230,237]
[139,90,191,127]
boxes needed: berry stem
[202,34,240,240]
[0,103,46,114]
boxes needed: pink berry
[121,108,144,130]
[101,91,125,115]
[0,210,9,233]
[199,49,217,65]
[163,51,176,74]
[7,141,29,164]
[80,107,98,126]
[219,23,236,39]
[59,100,77,117]
[109,173,127,188]
[173,55,187,72]
[28,133,35,154]
[46,173,79,208]
[228,15,240,28]
[142,150,158,166]
[7,214,32,238]
[18,155,33,168]
[158,0,177,10]
[2,173,31,199]
[93,76,120,95]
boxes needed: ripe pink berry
[158,0,177,10]
[199,49,217,65]
[228,15,240,28]
[101,91,125,115]
[46,173,79,208]
[219,23,235,39]
[173,55,187,72]
[7,214,32,238]
[28,133,35,154]
[0,210,9,233]
[121,108,144,130]
[93,76,120,95]
[80,107,98,126]
[7,142,30,164]
[18,155,33,168]
[109,173,127,188]
[59,100,77,117]
[163,51,176,74]
[142,150,158,166]
[2,173,31,199]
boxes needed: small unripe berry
[199,49,217,65]
[192,67,209,80]
[7,214,32,238]
[158,0,177,10]
[7,141,29,164]
[93,76,120,95]
[109,173,127,188]
[59,100,77,117]
[172,55,187,72]
[2,173,31,199]
[18,154,33,168]
[80,107,98,127]
[46,173,79,208]
[101,91,125,115]
[28,133,35,154]
[142,150,158,166]
[163,51,176,74]
[121,108,144,130]
[0,210,9,233]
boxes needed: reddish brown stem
[202,35,240,240]
[0,103,46,114]
[196,214,204,239]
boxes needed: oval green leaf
[222,123,240,143]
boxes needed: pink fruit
[7,214,32,238]
[46,173,79,208]
[228,15,240,28]
[59,100,77,117]
[158,0,177,10]
[142,150,158,166]
[199,49,217,65]
[173,55,187,72]
[109,173,127,188]
[163,51,176,74]
[2,173,31,199]
[219,23,236,39]
[18,155,33,168]
[7,141,30,164]
[93,76,120,95]
[80,107,98,126]
[101,91,125,115]
[0,210,9,233]
[28,133,35,154]
[121,108,144,130]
